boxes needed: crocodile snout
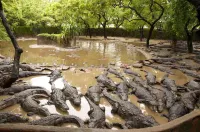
[73,97,81,106]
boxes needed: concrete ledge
[0,110,200,132]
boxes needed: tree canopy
[0,0,199,51]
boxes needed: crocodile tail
[161,74,168,83]
[0,96,18,110]
[32,71,49,75]
[35,89,51,96]
[112,123,128,129]
[63,115,85,128]
[0,88,4,95]
[51,83,56,90]
[85,92,89,97]
[85,96,92,105]
[29,86,44,89]
[102,90,117,104]
[31,94,49,99]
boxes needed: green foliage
[0,23,8,40]
[164,0,199,39]
[37,33,62,44]
[1,0,199,41]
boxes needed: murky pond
[0,38,196,129]
[0,39,147,67]
[0,67,172,125]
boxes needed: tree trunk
[146,25,154,48]
[88,27,92,38]
[139,26,144,41]
[172,36,177,52]
[187,0,200,8]
[103,24,107,39]
[187,34,193,53]
[0,1,23,87]
[198,7,200,22]
[184,18,196,53]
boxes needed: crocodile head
[88,120,96,128]
[88,118,104,128]
[125,115,158,128]
[72,94,81,106]
[143,116,159,127]
[7,114,29,123]
[49,70,62,84]
[118,93,128,101]
[107,79,116,89]
[39,107,51,116]
[56,100,69,112]
[90,93,100,105]
[103,90,119,110]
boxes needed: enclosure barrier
[0,110,199,132]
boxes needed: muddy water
[0,40,147,67]
[4,67,170,125]
[0,95,42,121]
[0,65,192,126]
[0,38,193,128]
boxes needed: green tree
[0,22,8,40]
[114,0,165,47]
[165,0,199,53]
[0,0,23,87]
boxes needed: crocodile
[125,115,159,128]
[181,90,200,110]
[123,69,141,77]
[0,54,5,59]
[85,96,107,128]
[103,90,142,120]
[95,72,116,91]
[144,64,173,75]
[184,80,200,91]
[196,97,200,108]
[151,58,182,64]
[48,70,62,84]
[49,83,69,112]
[126,80,157,111]
[0,85,44,95]
[29,114,85,127]
[19,64,35,71]
[21,94,51,116]
[132,63,143,68]
[0,112,28,123]
[161,74,177,92]
[0,59,12,65]
[170,65,200,71]
[167,101,189,121]
[86,85,102,104]
[131,76,149,89]
[0,64,13,72]
[112,123,128,129]
[148,87,166,113]
[107,68,124,79]
[19,71,49,78]
[179,69,200,79]
[143,71,156,85]
[0,89,50,110]
[115,82,129,101]
[103,89,158,128]
[63,79,81,106]
[161,87,176,109]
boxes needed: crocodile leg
[111,103,118,113]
